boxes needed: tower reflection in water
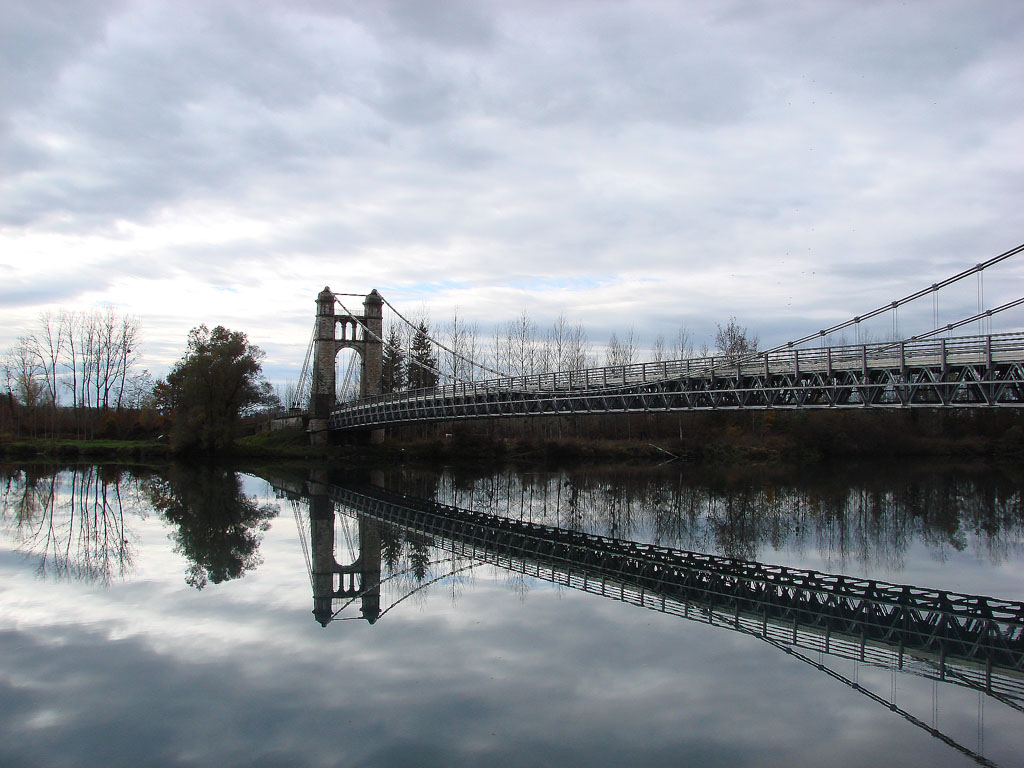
[288,474,1024,768]
[309,475,381,625]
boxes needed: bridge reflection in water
[279,476,1024,768]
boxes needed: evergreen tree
[406,532,431,581]
[407,321,438,389]
[381,326,405,394]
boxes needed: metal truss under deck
[328,333,1024,430]
[331,484,1024,698]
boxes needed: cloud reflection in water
[0,464,1021,767]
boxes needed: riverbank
[375,408,1024,465]
[238,418,1023,467]
[238,428,682,466]
[5,407,1022,467]
[0,437,173,461]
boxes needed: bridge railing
[339,332,1024,414]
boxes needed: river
[1,460,1022,767]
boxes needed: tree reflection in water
[0,464,278,590]
[0,464,145,584]
[146,465,278,589]
[372,523,473,610]
[381,463,1024,572]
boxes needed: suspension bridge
[284,243,1024,439]
[275,475,1024,768]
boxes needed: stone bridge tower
[308,287,383,443]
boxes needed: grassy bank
[238,408,1024,467]
[380,409,1024,463]
[235,426,684,466]
[6,407,1023,467]
[0,437,172,461]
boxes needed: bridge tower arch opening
[335,347,362,403]
[309,286,383,443]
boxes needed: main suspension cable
[761,241,1024,360]
[902,296,1024,342]
[333,295,450,384]
[319,243,1023,394]
[379,293,508,378]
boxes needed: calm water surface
[1,460,1022,767]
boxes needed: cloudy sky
[3,0,1023,383]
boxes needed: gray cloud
[1,0,1023,366]
[0,0,125,112]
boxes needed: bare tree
[606,333,621,367]
[280,381,300,410]
[565,321,590,371]
[79,311,98,408]
[62,310,80,408]
[63,309,141,410]
[442,309,468,384]
[715,317,758,362]
[544,314,572,372]
[487,313,590,377]
[651,326,691,363]
[32,311,66,407]
[676,325,694,359]
[651,334,667,363]
[507,310,538,378]
[113,311,142,409]
[538,327,554,374]
[122,370,155,410]
[489,322,508,377]
[605,327,638,367]
[17,308,142,412]
[3,338,45,408]
[462,320,482,381]
[0,358,14,429]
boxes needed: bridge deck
[329,333,1024,430]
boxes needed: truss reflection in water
[280,475,1024,768]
